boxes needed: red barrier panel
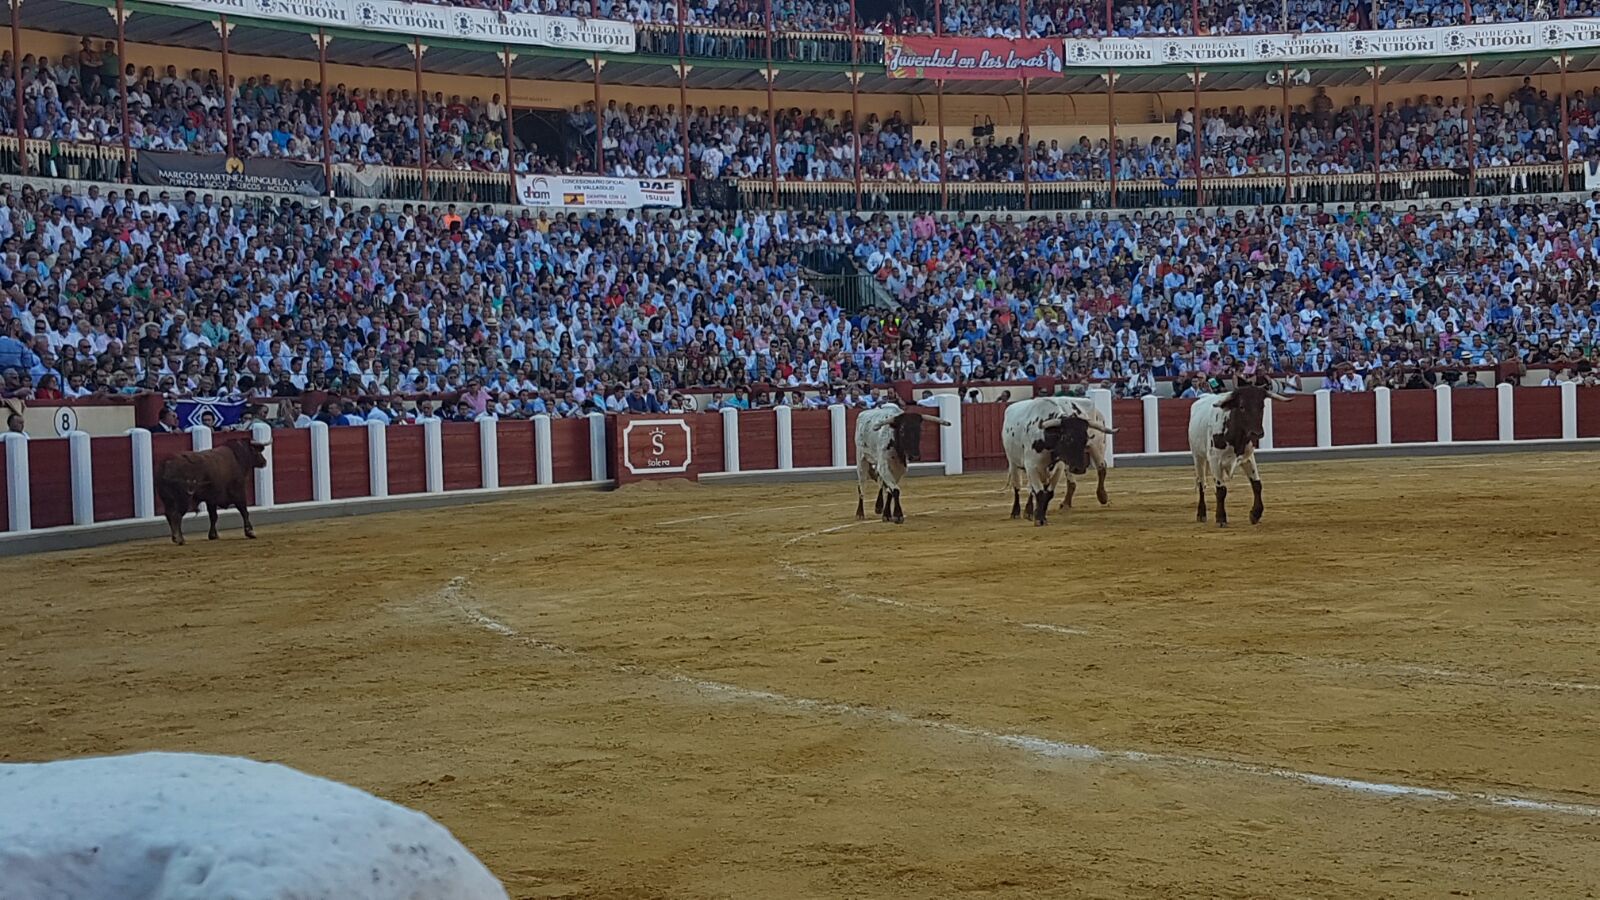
[497,421,537,487]
[1110,399,1144,454]
[1157,400,1191,452]
[387,427,427,495]
[961,403,1008,471]
[150,433,193,515]
[90,436,134,521]
[327,427,371,499]
[1271,398,1317,448]
[919,414,944,463]
[1328,393,1377,446]
[740,410,778,471]
[272,428,314,504]
[790,409,833,468]
[28,438,73,528]
[549,417,592,483]
[441,423,483,491]
[1452,388,1498,442]
[1579,387,1600,438]
[1514,387,1563,441]
[611,414,725,484]
[0,449,8,531]
[1390,390,1437,443]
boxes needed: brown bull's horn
[1268,391,1292,401]
[920,415,951,426]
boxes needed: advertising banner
[516,174,684,209]
[139,0,635,54]
[884,36,1064,79]
[136,151,327,196]
[1061,18,1600,67]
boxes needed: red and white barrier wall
[1,385,1596,541]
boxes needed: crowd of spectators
[5,177,1600,431]
[418,0,1557,37]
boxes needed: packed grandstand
[3,0,1600,430]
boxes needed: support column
[1191,68,1204,206]
[1464,57,1476,197]
[10,0,25,176]
[1314,388,1333,448]
[676,0,691,194]
[250,421,274,509]
[936,79,948,209]
[1261,397,1275,450]
[316,30,333,194]
[127,428,154,519]
[2,433,29,532]
[586,412,607,482]
[413,39,429,200]
[762,29,779,204]
[1496,382,1515,442]
[936,394,963,475]
[1107,70,1118,207]
[590,55,604,174]
[423,417,445,493]
[774,405,794,469]
[829,404,848,467]
[68,430,93,526]
[366,420,388,498]
[217,16,235,158]
[478,416,500,489]
[1374,386,1392,445]
[1282,63,1291,201]
[1021,75,1031,209]
[1560,380,1578,441]
[849,0,861,210]
[501,48,517,200]
[190,425,213,452]
[720,407,740,473]
[1141,395,1160,454]
[309,421,332,501]
[1088,388,1114,466]
[1370,64,1381,200]
[1434,384,1453,444]
[115,0,132,181]
[1560,51,1571,189]
[533,414,554,484]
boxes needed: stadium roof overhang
[28,0,1600,96]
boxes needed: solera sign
[621,418,693,476]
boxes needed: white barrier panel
[250,422,275,509]
[936,394,963,475]
[774,406,794,470]
[478,417,500,490]
[68,431,94,526]
[3,433,30,531]
[533,415,554,485]
[829,405,848,468]
[190,425,212,452]
[127,428,155,519]
[423,418,445,493]
[1435,384,1454,443]
[366,421,389,498]
[1561,382,1579,440]
[1374,387,1393,446]
[309,421,332,502]
[1314,389,1333,448]
[586,413,607,482]
[1497,383,1515,442]
[720,408,740,474]
[1088,388,1114,467]
[1141,395,1160,454]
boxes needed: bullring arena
[5,393,1600,897]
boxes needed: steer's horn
[1086,420,1118,434]
[919,415,951,426]
[1268,391,1292,402]
[1040,417,1063,429]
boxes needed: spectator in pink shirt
[460,377,492,417]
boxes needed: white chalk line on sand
[430,578,1600,820]
[776,507,1600,696]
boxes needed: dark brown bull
[156,441,268,545]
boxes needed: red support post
[591,58,603,174]
[764,0,779,204]
[1282,64,1291,203]
[1191,0,1202,33]
[117,0,131,182]
[1022,77,1031,210]
[1105,0,1113,32]
[1370,64,1380,202]
[9,0,25,175]
[219,15,235,159]
[501,48,516,202]
[937,80,948,210]
[1561,51,1571,190]
[1107,70,1117,208]
[676,0,689,196]
[318,30,333,195]
[1465,57,1476,198]
[413,39,428,200]
[1192,68,1203,207]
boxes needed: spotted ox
[854,403,951,524]
[156,440,269,545]
[1188,385,1291,527]
[1001,396,1116,526]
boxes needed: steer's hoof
[893,514,905,525]
[208,532,219,541]
[245,530,257,539]
[172,536,185,546]
[1217,520,1229,529]
[1097,491,1110,506]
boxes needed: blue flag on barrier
[173,398,248,429]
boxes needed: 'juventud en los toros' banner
[884,36,1064,79]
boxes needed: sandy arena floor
[3,453,1600,899]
